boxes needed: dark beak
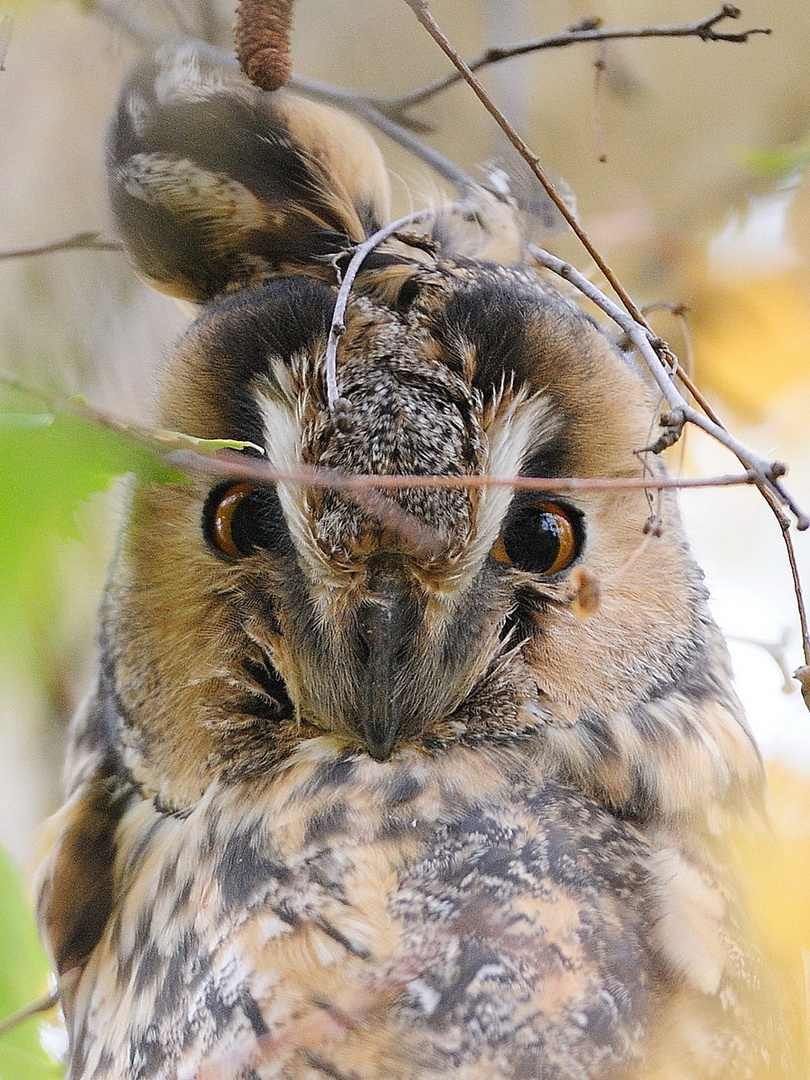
[354,562,418,761]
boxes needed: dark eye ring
[203,481,292,560]
[491,500,582,576]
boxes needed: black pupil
[502,506,565,574]
[232,487,292,555]
[208,485,292,557]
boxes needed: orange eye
[491,501,581,576]
[209,482,258,558]
[204,481,292,560]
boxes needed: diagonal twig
[402,0,647,325]
[527,244,808,532]
[93,2,477,196]
[0,989,60,1037]
[383,6,770,115]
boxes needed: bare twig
[383,6,770,114]
[290,75,477,193]
[0,365,786,584]
[163,0,196,37]
[527,244,809,532]
[0,989,59,1036]
[402,0,647,325]
[164,448,761,497]
[324,209,437,411]
[195,0,224,45]
[727,629,799,696]
[780,525,810,672]
[640,301,695,376]
[0,232,122,260]
[400,0,786,520]
[0,367,765,500]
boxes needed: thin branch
[93,1,169,46]
[527,244,809,532]
[399,0,785,511]
[383,6,770,114]
[195,0,225,45]
[164,448,761,496]
[164,0,197,37]
[726,629,799,696]
[290,75,477,194]
[780,524,810,671]
[165,448,779,558]
[0,365,786,584]
[0,232,122,260]
[0,989,59,1036]
[0,368,766,501]
[0,368,256,460]
[402,0,647,326]
[324,209,437,410]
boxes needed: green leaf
[0,846,61,1080]
[0,404,181,667]
[149,429,265,456]
[742,138,810,178]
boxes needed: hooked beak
[354,562,419,761]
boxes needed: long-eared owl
[35,41,795,1080]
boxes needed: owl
[35,44,796,1080]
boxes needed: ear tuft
[107,45,391,302]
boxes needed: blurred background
[0,0,808,876]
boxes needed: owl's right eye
[203,482,292,559]
[491,500,582,576]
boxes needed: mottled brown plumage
[36,44,796,1080]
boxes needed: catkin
[234,0,295,91]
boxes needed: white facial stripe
[254,377,340,619]
[255,381,308,543]
[459,389,560,579]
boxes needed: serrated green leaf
[0,846,61,1080]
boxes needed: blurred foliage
[745,763,810,1069]
[0,399,177,674]
[755,763,810,961]
[0,845,61,1080]
[745,137,810,179]
[0,391,260,673]
[691,266,810,419]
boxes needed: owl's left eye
[492,500,582,576]
[203,482,292,559]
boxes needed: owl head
[97,45,762,829]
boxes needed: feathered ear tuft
[106,45,391,302]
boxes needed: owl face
[81,40,764,833]
[101,254,734,815]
